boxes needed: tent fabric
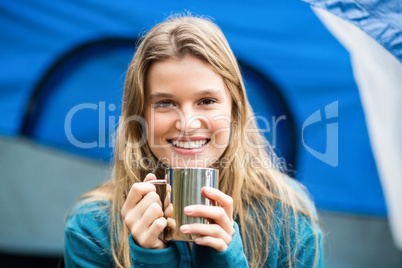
[22,40,133,160]
[303,0,402,62]
[313,6,402,250]
[0,0,387,224]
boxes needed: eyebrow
[148,89,223,100]
[148,92,174,100]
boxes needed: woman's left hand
[179,187,235,252]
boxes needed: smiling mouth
[168,139,210,149]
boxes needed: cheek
[145,112,174,142]
[210,114,232,143]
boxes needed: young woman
[65,15,323,268]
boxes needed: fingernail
[195,237,202,243]
[184,206,194,213]
[204,187,213,194]
[180,225,190,233]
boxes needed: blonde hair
[85,14,320,268]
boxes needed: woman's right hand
[121,173,171,249]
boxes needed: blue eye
[154,100,175,108]
[199,98,217,105]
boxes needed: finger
[164,203,173,218]
[134,191,163,218]
[180,223,232,245]
[137,217,167,249]
[123,208,147,236]
[148,217,167,239]
[163,190,171,212]
[122,182,156,216]
[165,182,171,203]
[184,205,234,235]
[164,217,176,241]
[201,187,233,221]
[140,202,164,228]
[160,174,171,206]
[143,173,157,182]
[123,193,162,233]
[194,236,228,252]
[128,200,164,240]
[166,217,176,230]
[122,190,161,222]
[146,174,169,210]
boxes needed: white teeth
[171,139,208,149]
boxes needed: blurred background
[1,1,401,267]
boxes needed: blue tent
[0,0,401,262]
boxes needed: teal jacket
[64,179,323,267]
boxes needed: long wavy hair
[84,14,319,268]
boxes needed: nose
[175,105,202,131]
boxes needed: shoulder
[273,176,324,267]
[270,174,322,245]
[65,198,112,243]
[66,180,113,230]
[64,198,113,266]
[278,175,319,219]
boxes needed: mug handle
[147,179,167,211]
[147,179,171,241]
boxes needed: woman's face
[144,55,232,168]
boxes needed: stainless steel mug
[165,167,219,241]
